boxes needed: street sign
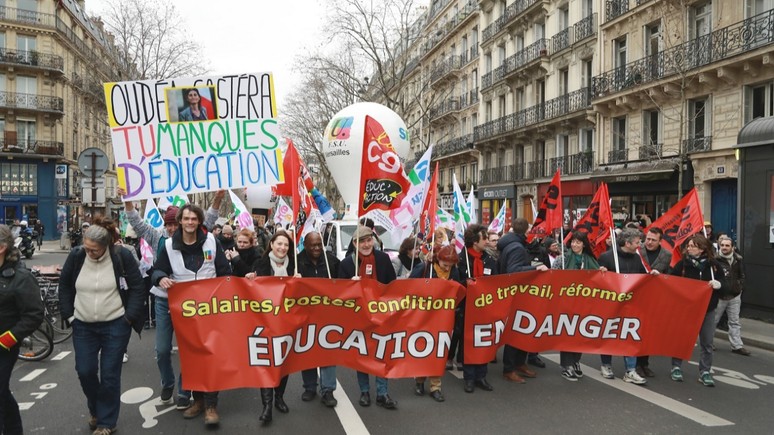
[77,147,110,177]
[82,188,105,205]
[81,178,106,189]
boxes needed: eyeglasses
[83,246,106,255]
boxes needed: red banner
[420,162,439,237]
[358,116,410,215]
[168,277,465,391]
[645,188,705,266]
[528,169,562,242]
[566,183,612,257]
[463,270,711,364]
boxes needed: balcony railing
[468,88,479,107]
[479,163,530,184]
[0,6,57,27]
[544,88,591,119]
[593,10,774,98]
[0,47,64,72]
[574,13,598,42]
[436,134,474,158]
[553,27,571,53]
[0,139,64,156]
[0,91,64,113]
[430,54,464,83]
[469,46,479,62]
[605,0,654,23]
[608,148,629,163]
[484,39,548,90]
[683,136,712,153]
[429,97,460,120]
[424,1,478,54]
[547,151,595,176]
[482,0,540,44]
[639,142,662,159]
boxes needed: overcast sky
[88,0,328,111]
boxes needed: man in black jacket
[715,236,750,356]
[497,218,548,383]
[297,231,341,407]
[0,225,44,435]
[339,225,397,409]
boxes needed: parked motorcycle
[13,221,36,259]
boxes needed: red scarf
[358,252,376,279]
[467,247,484,278]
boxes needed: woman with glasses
[59,217,146,435]
[668,234,727,387]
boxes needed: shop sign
[478,185,515,199]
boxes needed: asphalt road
[12,251,774,434]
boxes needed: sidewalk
[34,238,774,352]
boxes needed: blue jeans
[302,366,337,394]
[72,317,132,429]
[155,298,190,399]
[600,354,636,371]
[357,372,388,396]
[1,345,22,435]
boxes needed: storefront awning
[591,168,675,184]
[735,116,774,149]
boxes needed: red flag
[567,183,612,257]
[358,116,411,216]
[420,162,439,238]
[645,188,705,267]
[275,139,302,229]
[528,169,563,242]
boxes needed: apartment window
[461,36,468,55]
[559,6,569,30]
[497,149,506,166]
[559,68,569,95]
[472,113,478,129]
[688,98,709,138]
[614,37,627,68]
[18,0,37,12]
[515,87,525,111]
[0,33,5,47]
[580,128,594,153]
[471,69,478,89]
[471,26,478,47]
[613,116,626,151]
[498,44,506,64]
[582,0,593,17]
[557,135,569,157]
[690,2,712,38]
[535,22,545,40]
[643,109,662,154]
[485,53,492,73]
[17,35,36,53]
[485,151,492,169]
[460,164,467,184]
[515,33,524,52]
[581,59,593,89]
[17,119,36,149]
[471,162,478,183]
[498,95,506,118]
[0,73,5,92]
[461,116,468,134]
[438,168,445,190]
[485,101,493,122]
[748,0,774,17]
[515,145,525,164]
[744,81,774,122]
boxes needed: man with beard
[296,231,341,407]
[715,236,750,356]
[636,227,672,377]
[153,204,232,427]
[218,225,236,251]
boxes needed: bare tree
[98,0,209,80]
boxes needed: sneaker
[698,371,715,387]
[122,353,129,363]
[624,370,647,385]
[561,367,578,381]
[731,347,752,356]
[160,387,174,405]
[445,360,453,370]
[176,395,192,410]
[600,365,615,379]
[670,366,683,382]
[321,391,337,407]
[572,362,584,378]
[92,428,116,435]
[455,361,464,371]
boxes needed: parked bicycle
[33,267,72,344]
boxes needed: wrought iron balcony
[424,1,479,55]
[552,27,571,53]
[430,54,464,83]
[403,56,420,76]
[683,136,712,153]
[484,39,548,90]
[468,88,479,107]
[0,91,64,114]
[639,143,662,159]
[529,159,548,179]
[435,134,474,158]
[482,71,493,89]
[481,0,540,44]
[429,97,460,120]
[608,148,629,163]
[469,46,479,62]
[544,88,591,119]
[0,6,56,27]
[0,47,64,72]
[593,10,774,98]
[0,138,64,156]
[548,151,595,176]
[574,13,597,42]
[605,0,654,23]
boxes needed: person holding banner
[457,224,498,393]
[152,204,232,426]
[119,188,223,411]
[497,218,548,384]
[339,225,398,409]
[597,228,650,385]
[552,232,599,381]
[247,231,299,423]
[408,245,463,403]
[58,218,146,435]
[295,231,341,408]
[668,234,728,387]
[178,88,210,121]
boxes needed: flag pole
[409,218,421,275]
[560,226,565,270]
[355,217,360,279]
[702,226,716,281]
[429,230,435,279]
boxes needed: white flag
[228,190,254,230]
[143,198,163,230]
[467,186,478,224]
[488,200,508,234]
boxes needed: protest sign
[463,270,712,364]
[168,277,465,390]
[104,73,284,201]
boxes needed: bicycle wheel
[17,322,54,362]
[45,299,73,344]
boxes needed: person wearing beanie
[116,188,224,412]
[539,236,561,268]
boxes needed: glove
[0,330,18,351]
[709,279,721,290]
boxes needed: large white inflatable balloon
[242,185,275,210]
[322,102,410,219]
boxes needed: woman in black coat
[225,229,263,277]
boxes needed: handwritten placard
[104,73,285,201]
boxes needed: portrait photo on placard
[166,85,218,123]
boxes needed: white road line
[332,380,370,435]
[448,369,464,380]
[17,402,34,411]
[541,353,734,427]
[51,351,71,360]
[19,369,46,382]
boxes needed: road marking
[332,380,370,435]
[19,369,46,382]
[51,351,71,360]
[542,354,734,427]
[448,369,464,380]
[18,402,35,411]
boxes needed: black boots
[259,388,273,423]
